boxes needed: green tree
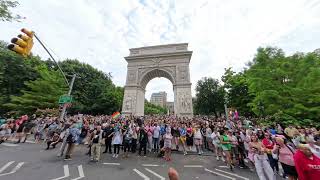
[4,65,67,115]
[246,47,320,125]
[144,100,167,115]
[0,42,40,115]
[194,77,225,117]
[222,67,254,117]
[49,59,123,115]
[0,0,20,21]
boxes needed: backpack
[66,133,75,143]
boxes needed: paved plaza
[0,141,259,180]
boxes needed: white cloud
[1,0,320,102]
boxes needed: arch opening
[140,69,175,90]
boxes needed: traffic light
[7,28,34,57]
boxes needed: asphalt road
[0,141,260,180]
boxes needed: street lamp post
[224,88,229,121]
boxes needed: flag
[112,112,121,119]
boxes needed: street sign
[59,95,72,104]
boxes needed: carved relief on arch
[162,66,176,79]
[138,68,149,80]
[177,91,192,113]
[123,93,136,112]
[177,65,189,82]
[126,69,137,84]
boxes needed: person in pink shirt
[273,137,297,180]
[145,123,154,152]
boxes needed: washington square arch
[121,43,194,117]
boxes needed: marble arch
[122,43,193,117]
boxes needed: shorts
[194,138,202,146]
[281,163,298,177]
[221,145,231,151]
[164,142,172,149]
[179,136,186,143]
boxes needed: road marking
[133,169,150,180]
[142,164,159,167]
[0,162,25,177]
[103,163,121,166]
[71,165,85,180]
[145,168,165,180]
[51,165,70,180]
[1,143,18,147]
[184,165,203,168]
[205,168,236,180]
[218,166,229,168]
[0,161,15,173]
[25,140,35,144]
[215,168,250,180]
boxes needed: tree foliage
[222,68,254,117]
[0,42,40,115]
[144,100,167,115]
[0,41,123,116]
[50,59,124,115]
[222,47,320,125]
[193,77,225,117]
[0,0,20,21]
[4,65,68,114]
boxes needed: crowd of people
[1,112,320,180]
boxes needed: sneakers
[112,154,116,158]
[216,156,220,161]
[222,157,226,162]
[64,156,72,161]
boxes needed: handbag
[272,150,279,160]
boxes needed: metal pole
[59,74,76,121]
[224,103,229,121]
[33,34,69,86]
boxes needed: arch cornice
[125,51,192,62]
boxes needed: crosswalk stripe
[133,169,150,180]
[145,168,165,180]
[142,164,159,167]
[0,162,25,177]
[1,143,18,147]
[215,168,250,180]
[103,163,120,166]
[51,165,70,180]
[184,165,203,168]
[71,165,85,180]
[205,168,236,180]
[0,161,15,173]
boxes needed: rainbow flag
[112,112,121,119]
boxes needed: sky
[1,0,320,101]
